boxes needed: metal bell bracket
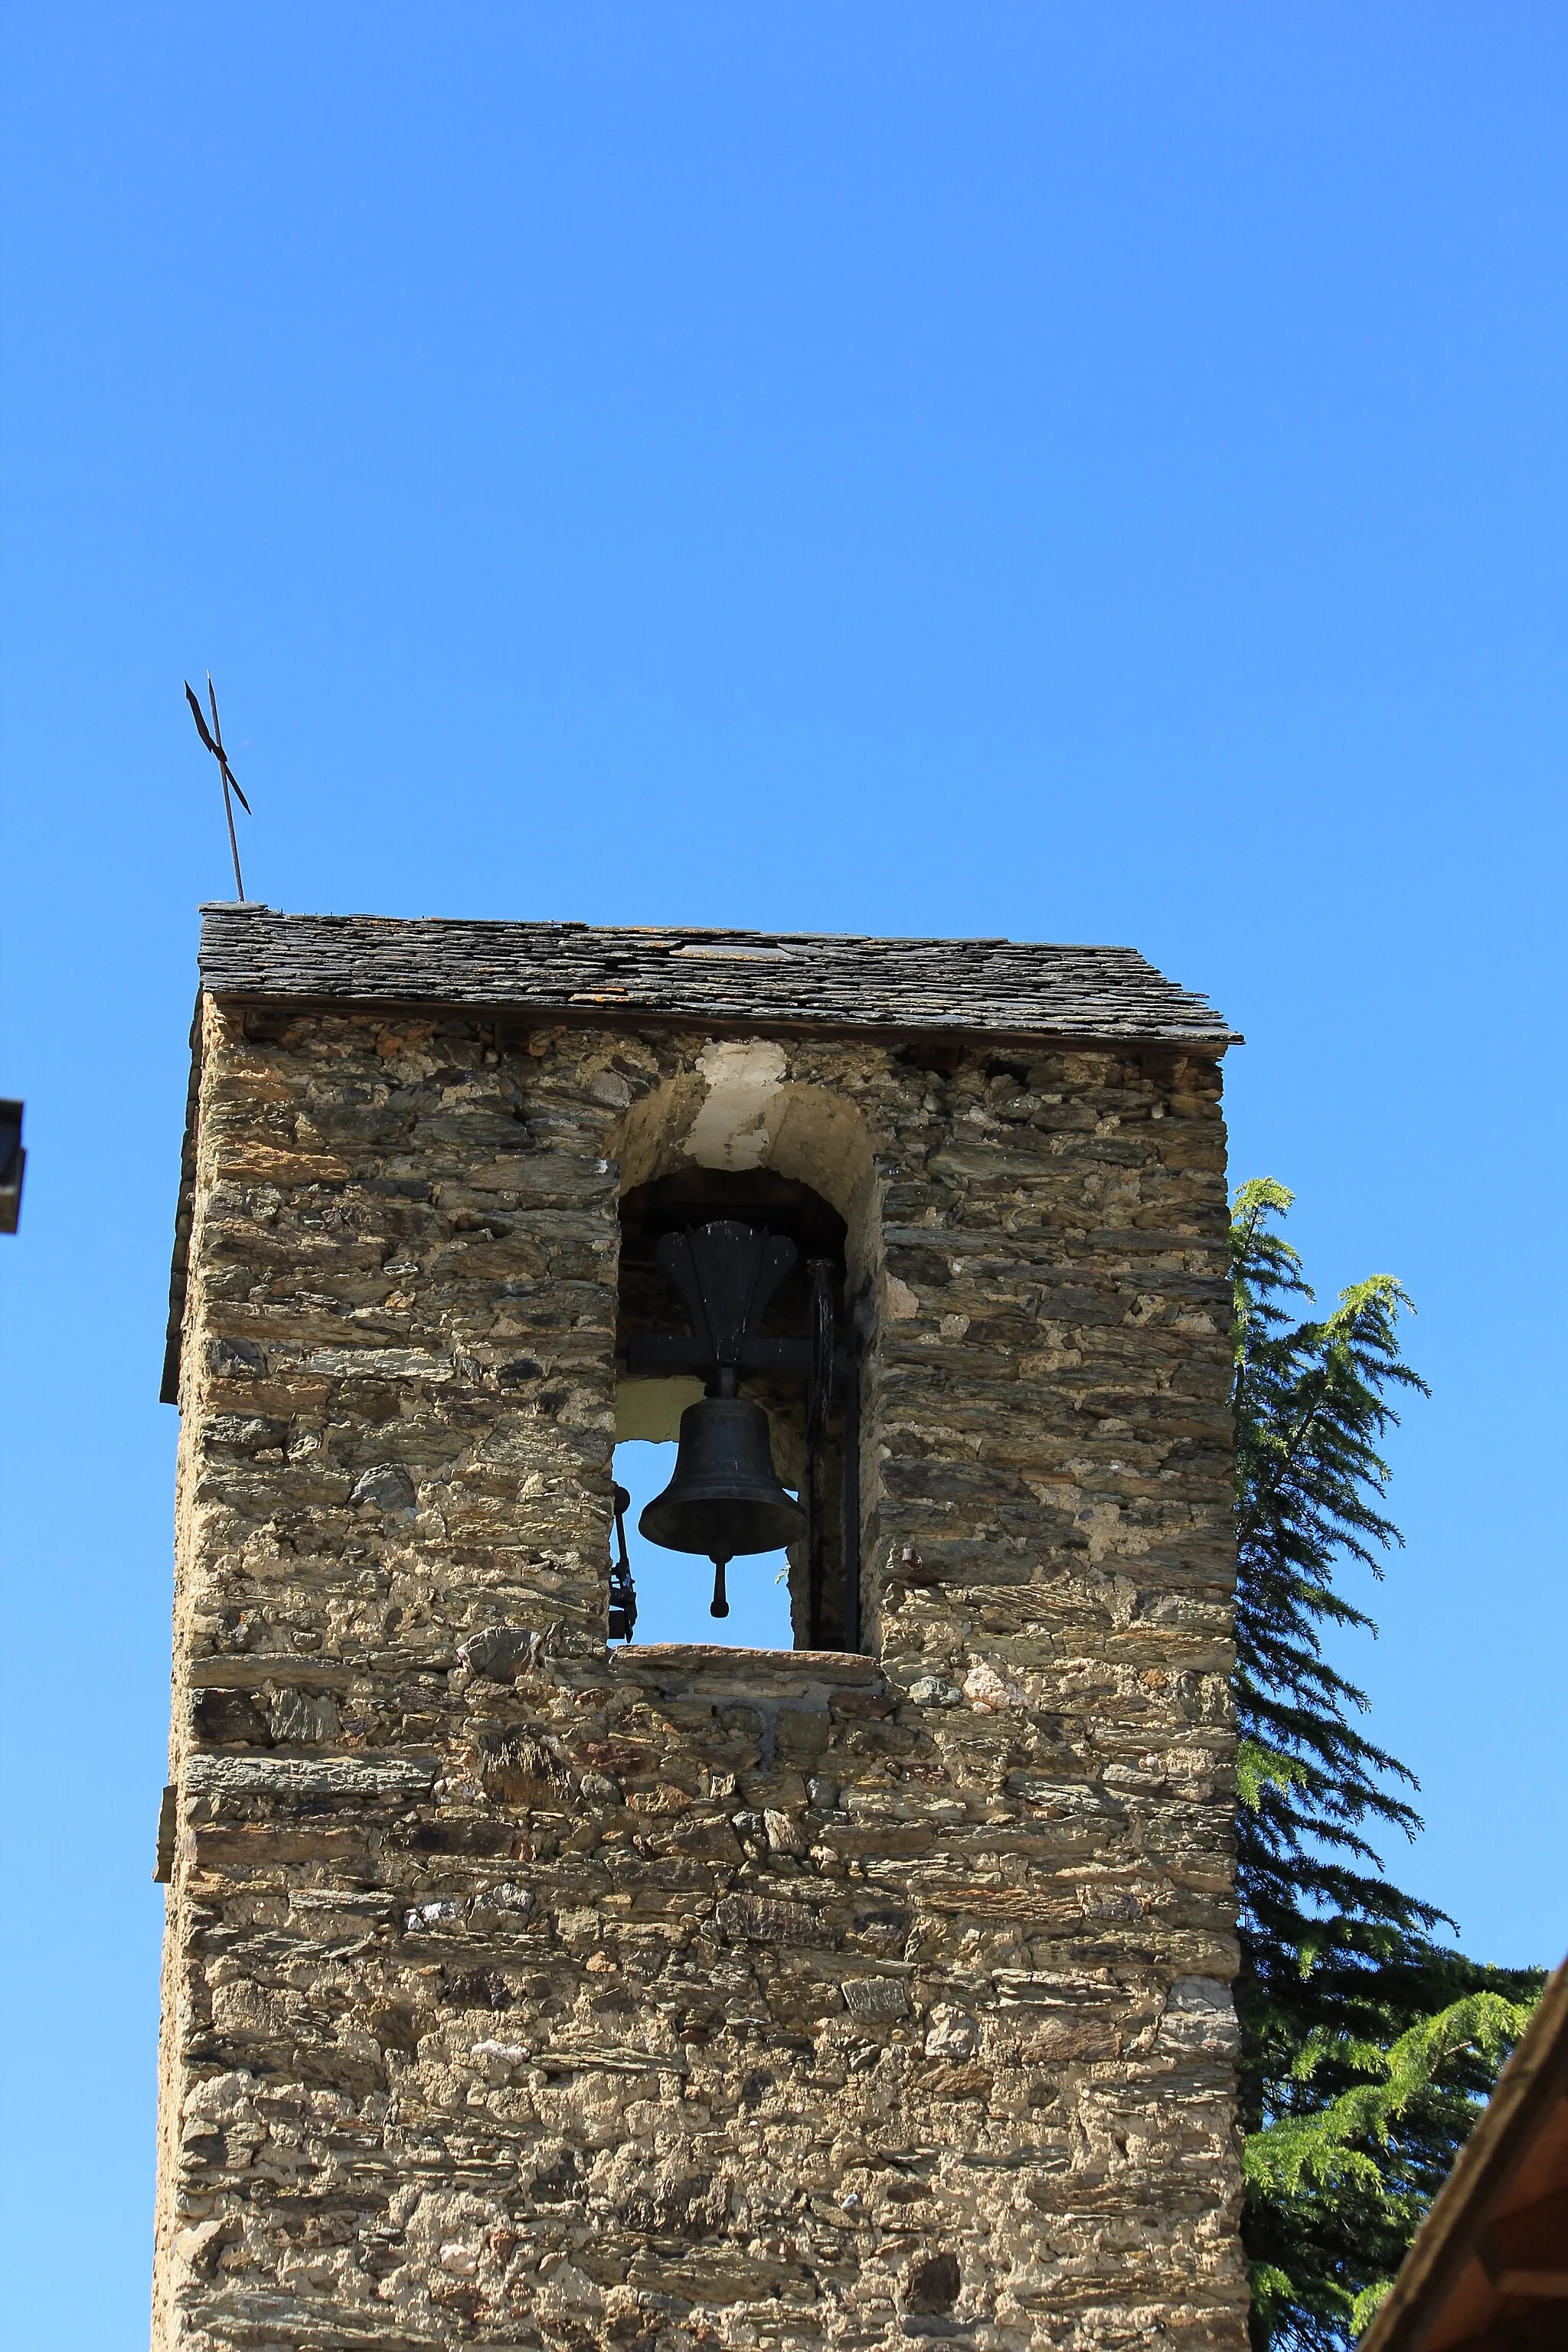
[626,1220,813,1390]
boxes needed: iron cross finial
[185,672,251,900]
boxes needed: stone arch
[609,1038,880,1289]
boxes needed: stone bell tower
[152,905,1248,2351]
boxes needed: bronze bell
[639,1396,807,1617]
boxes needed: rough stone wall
[153,996,1246,2351]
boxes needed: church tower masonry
[152,905,1249,2351]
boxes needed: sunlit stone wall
[152,991,1246,2351]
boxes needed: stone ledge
[183,1753,437,1802]
[609,1643,885,1701]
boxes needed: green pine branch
[1230,1178,1544,2351]
[1244,1991,1536,2197]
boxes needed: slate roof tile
[198,905,1237,1046]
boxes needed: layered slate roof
[198,904,1237,1047]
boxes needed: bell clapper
[710,1557,730,1618]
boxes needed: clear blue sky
[3,8,1564,2343]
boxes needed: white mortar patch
[684,1038,789,1171]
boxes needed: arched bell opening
[612,1167,858,1651]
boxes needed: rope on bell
[609,1483,638,1642]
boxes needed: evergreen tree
[1229,1179,1541,2350]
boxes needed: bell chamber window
[611,1169,861,1652]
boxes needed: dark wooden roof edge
[208,986,1238,1057]
[1358,1954,1568,2352]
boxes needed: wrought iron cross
[185,673,251,900]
